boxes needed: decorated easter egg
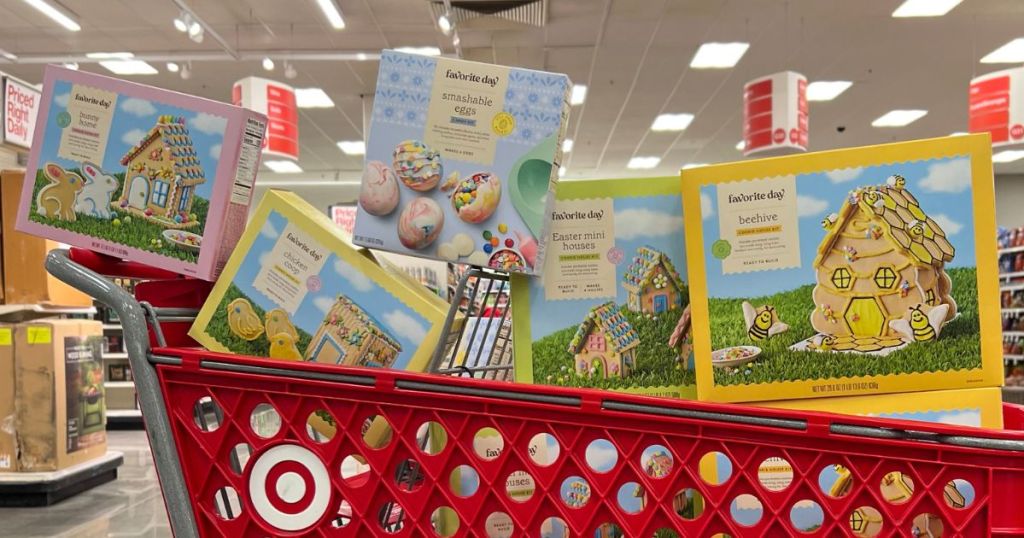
[359,160,400,216]
[452,172,501,223]
[393,140,442,191]
[397,197,444,250]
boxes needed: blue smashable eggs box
[353,50,572,275]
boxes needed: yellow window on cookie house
[681,134,1003,403]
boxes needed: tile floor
[0,431,171,538]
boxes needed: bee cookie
[742,301,789,341]
[889,303,950,342]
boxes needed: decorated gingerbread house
[568,302,639,378]
[811,180,956,344]
[117,115,205,227]
[305,295,401,367]
[623,246,685,315]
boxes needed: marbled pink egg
[358,160,400,216]
[397,197,444,250]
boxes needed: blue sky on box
[700,156,977,299]
[528,194,686,340]
[41,79,224,202]
[232,210,431,369]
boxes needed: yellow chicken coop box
[189,190,448,373]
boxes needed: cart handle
[45,249,199,538]
[68,247,186,280]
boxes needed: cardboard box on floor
[0,324,14,471]
[13,319,106,472]
[1,170,92,307]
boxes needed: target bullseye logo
[248,444,331,532]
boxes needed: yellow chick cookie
[264,308,298,340]
[268,332,303,361]
[227,298,265,341]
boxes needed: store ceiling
[0,0,1023,179]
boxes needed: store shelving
[999,245,1024,255]
[0,451,123,507]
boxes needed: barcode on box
[232,117,265,205]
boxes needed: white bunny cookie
[75,161,119,219]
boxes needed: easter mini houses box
[189,190,448,373]
[511,176,696,399]
[681,134,1003,403]
[352,50,572,275]
[16,65,268,280]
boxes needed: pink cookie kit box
[17,65,268,280]
[352,50,571,275]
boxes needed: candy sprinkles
[452,172,501,224]
[392,139,443,192]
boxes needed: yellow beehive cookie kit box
[190,190,448,372]
[681,135,1003,403]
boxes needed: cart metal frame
[45,249,1024,537]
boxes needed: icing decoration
[392,139,442,191]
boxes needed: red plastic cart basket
[47,249,1024,538]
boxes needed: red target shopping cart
[47,248,1024,537]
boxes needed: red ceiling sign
[743,71,807,156]
[969,67,1024,147]
[232,76,299,160]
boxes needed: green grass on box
[531,305,696,390]
[709,266,981,386]
[28,169,209,263]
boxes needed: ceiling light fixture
[981,38,1024,64]
[627,156,661,169]
[99,60,158,76]
[337,141,366,155]
[262,57,275,71]
[21,0,81,32]
[650,113,694,132]
[562,139,573,153]
[438,14,453,35]
[284,62,297,79]
[86,52,134,59]
[570,84,587,106]
[806,81,853,101]
[559,166,566,178]
[180,62,192,80]
[356,53,368,61]
[0,50,17,61]
[173,16,187,32]
[892,0,962,17]
[166,62,180,73]
[871,109,927,127]
[682,163,708,170]
[690,42,749,69]
[296,88,334,108]
[452,32,461,48]
[993,150,1024,163]
[395,46,442,57]
[264,160,303,173]
[314,0,346,30]
[736,141,745,151]
[62,61,78,70]
[188,21,202,37]
[950,131,968,136]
